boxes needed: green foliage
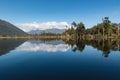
[72,21,77,27]
[86,17,119,36]
[76,22,85,37]
[65,21,86,38]
[64,27,76,35]
[64,17,120,39]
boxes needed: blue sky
[0,0,120,31]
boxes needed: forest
[64,17,120,39]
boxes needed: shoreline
[0,34,120,40]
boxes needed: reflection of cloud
[16,41,69,52]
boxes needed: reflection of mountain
[30,40,66,45]
[16,40,69,52]
[1,39,120,58]
[0,39,26,56]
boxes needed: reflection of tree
[64,39,85,52]
[63,39,76,47]
[75,39,85,52]
[101,40,111,58]
[0,39,26,56]
[103,51,110,57]
[64,38,120,58]
[86,39,120,58]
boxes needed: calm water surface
[0,39,120,80]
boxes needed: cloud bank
[16,22,69,32]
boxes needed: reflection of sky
[16,41,70,52]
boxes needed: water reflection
[0,39,26,56]
[0,39,120,80]
[0,39,120,58]
[64,39,120,58]
[86,39,120,57]
[16,40,69,52]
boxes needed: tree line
[63,17,120,39]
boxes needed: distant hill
[0,19,27,36]
[28,28,66,34]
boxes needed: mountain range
[0,19,66,36]
[28,28,66,34]
[0,19,27,36]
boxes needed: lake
[0,39,120,80]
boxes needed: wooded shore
[0,34,120,40]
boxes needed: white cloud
[16,21,69,32]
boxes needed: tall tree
[76,22,85,38]
[102,17,111,35]
[72,21,77,28]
